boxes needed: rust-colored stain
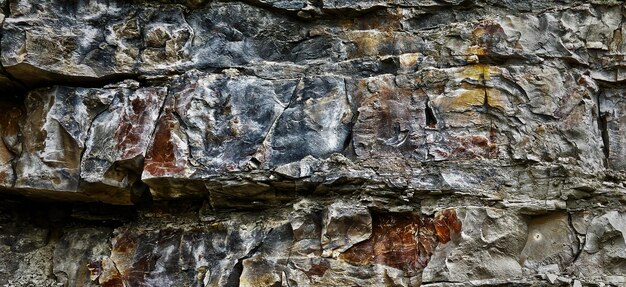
[340,209,462,275]
[0,102,23,138]
[344,12,409,60]
[105,231,156,286]
[116,89,165,159]
[489,126,497,142]
[417,217,437,262]
[112,232,137,254]
[449,135,497,159]
[346,31,389,58]
[100,277,124,287]
[354,77,419,156]
[302,259,331,279]
[0,102,24,166]
[434,209,463,243]
[432,66,509,117]
[115,98,144,154]
[143,112,185,177]
[91,210,461,284]
[469,21,505,54]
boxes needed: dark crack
[597,92,611,168]
[147,88,170,151]
[6,104,25,189]
[4,63,144,91]
[76,96,114,190]
[341,77,359,158]
[0,16,27,100]
[250,77,303,168]
[224,229,269,287]
[171,103,211,171]
[425,98,438,129]
[567,212,585,265]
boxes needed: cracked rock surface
[0,0,626,286]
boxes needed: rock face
[0,0,626,286]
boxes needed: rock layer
[0,0,625,286]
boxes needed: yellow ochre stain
[446,65,507,110]
[467,45,487,56]
[460,64,493,81]
[452,89,485,107]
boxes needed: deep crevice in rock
[224,231,267,287]
[597,92,611,168]
[599,112,610,167]
[425,99,437,129]
[2,0,626,285]
[568,212,585,264]
[4,63,144,91]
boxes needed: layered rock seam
[0,0,625,286]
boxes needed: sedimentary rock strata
[0,0,625,286]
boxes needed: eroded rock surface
[0,0,626,286]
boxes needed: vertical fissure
[342,77,358,157]
[424,98,437,129]
[224,230,268,287]
[597,92,610,168]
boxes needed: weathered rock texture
[0,0,626,286]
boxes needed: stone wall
[0,0,625,286]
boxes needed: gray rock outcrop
[0,0,625,286]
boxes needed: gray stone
[52,228,112,287]
[321,201,372,258]
[0,0,626,285]
[575,211,626,279]
[520,213,578,271]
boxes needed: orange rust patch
[433,217,451,243]
[373,215,422,272]
[108,231,157,286]
[116,90,164,159]
[339,239,373,265]
[418,217,437,262]
[143,112,185,177]
[399,53,420,68]
[115,98,144,153]
[467,45,488,56]
[340,210,462,275]
[484,88,507,111]
[116,126,139,157]
[353,76,418,156]
[434,209,463,243]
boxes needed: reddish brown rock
[143,112,187,178]
[434,209,463,244]
[0,100,22,188]
[340,209,462,275]
[80,84,167,203]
